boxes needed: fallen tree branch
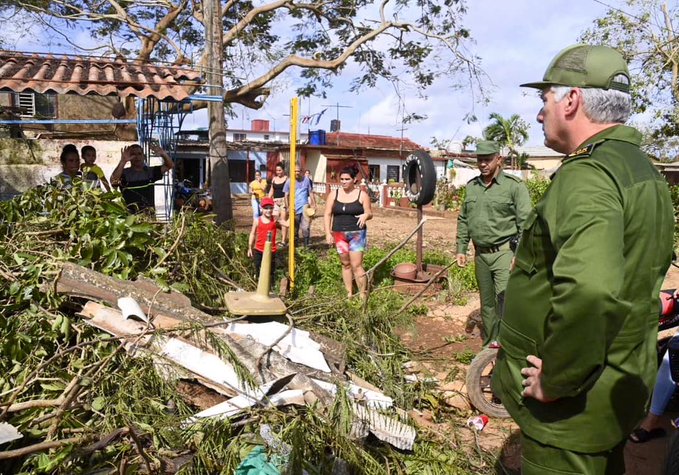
[128,424,154,473]
[78,427,130,455]
[153,213,186,271]
[255,313,295,375]
[0,436,87,460]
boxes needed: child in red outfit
[248,197,287,277]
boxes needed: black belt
[477,241,512,254]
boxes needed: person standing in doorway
[455,140,531,347]
[492,44,674,474]
[269,162,289,245]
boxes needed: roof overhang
[0,51,203,101]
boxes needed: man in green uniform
[455,141,531,347]
[492,44,674,474]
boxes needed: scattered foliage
[0,183,495,473]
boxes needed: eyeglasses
[262,206,274,210]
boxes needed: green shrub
[670,185,679,251]
[524,171,550,206]
[433,179,465,210]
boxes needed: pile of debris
[0,184,494,474]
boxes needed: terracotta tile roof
[324,131,422,151]
[0,51,202,101]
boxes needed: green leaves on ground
[0,184,492,474]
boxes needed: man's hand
[149,143,168,158]
[325,233,334,245]
[120,146,133,163]
[247,248,253,258]
[520,355,555,402]
[456,253,467,267]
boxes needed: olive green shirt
[492,125,674,453]
[456,171,532,254]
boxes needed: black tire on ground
[465,348,511,419]
[403,151,437,206]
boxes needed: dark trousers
[253,250,276,281]
[475,249,513,346]
[295,213,311,246]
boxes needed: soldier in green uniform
[492,44,674,474]
[456,141,531,347]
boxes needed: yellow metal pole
[288,98,299,289]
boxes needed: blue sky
[5,0,613,148]
[190,0,612,148]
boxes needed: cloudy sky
[5,0,615,148]
[193,0,613,148]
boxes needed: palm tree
[482,113,530,169]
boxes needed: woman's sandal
[628,427,666,443]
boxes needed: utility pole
[396,123,408,157]
[205,0,232,225]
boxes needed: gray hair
[551,80,631,124]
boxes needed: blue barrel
[309,130,327,145]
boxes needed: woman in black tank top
[268,162,289,244]
[323,164,373,297]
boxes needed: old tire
[465,348,511,419]
[403,151,436,206]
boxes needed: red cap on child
[261,197,274,207]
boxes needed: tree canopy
[8,0,485,110]
[482,112,529,168]
[579,0,679,158]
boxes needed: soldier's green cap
[520,44,630,93]
[475,140,500,156]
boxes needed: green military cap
[475,140,501,156]
[521,44,630,93]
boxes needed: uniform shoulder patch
[566,143,595,159]
[503,173,523,182]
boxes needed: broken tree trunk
[56,262,214,325]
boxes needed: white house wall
[305,150,323,183]
[227,149,268,194]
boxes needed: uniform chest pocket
[487,196,513,213]
[464,196,477,212]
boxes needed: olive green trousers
[521,433,625,475]
[474,249,513,346]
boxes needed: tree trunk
[205,0,233,225]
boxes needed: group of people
[54,144,112,192]
[248,162,373,297]
[54,142,173,214]
[51,42,679,473]
[457,44,674,474]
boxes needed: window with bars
[233,132,247,141]
[14,93,57,118]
